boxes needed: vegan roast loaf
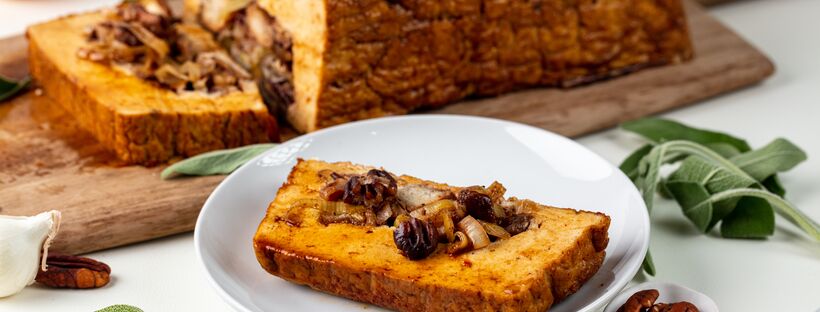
[26,4,279,165]
[190,0,693,132]
[253,159,611,311]
[27,0,693,165]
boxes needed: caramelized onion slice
[457,216,490,250]
[446,231,471,255]
[478,220,511,239]
[198,51,252,79]
[394,214,412,226]
[410,199,464,222]
[139,0,172,17]
[119,22,169,58]
[199,0,253,31]
[245,4,274,48]
[437,213,455,243]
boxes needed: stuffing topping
[79,0,253,94]
[314,169,534,260]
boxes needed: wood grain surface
[0,0,773,255]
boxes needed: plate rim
[194,114,650,312]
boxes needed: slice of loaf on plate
[26,9,278,165]
[254,159,611,311]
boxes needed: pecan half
[36,254,111,289]
[618,289,659,312]
[650,302,700,312]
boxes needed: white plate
[194,115,649,312]
[603,281,719,312]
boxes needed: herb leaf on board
[160,143,277,179]
[0,75,30,102]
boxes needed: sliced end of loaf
[26,12,279,165]
[259,0,327,132]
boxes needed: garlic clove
[0,210,61,298]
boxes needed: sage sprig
[161,143,277,179]
[0,75,30,102]
[619,118,819,275]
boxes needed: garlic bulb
[0,210,61,297]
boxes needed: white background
[1,0,819,311]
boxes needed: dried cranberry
[456,189,496,223]
[393,217,438,260]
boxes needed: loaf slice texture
[259,0,693,132]
[26,12,278,165]
[253,159,611,311]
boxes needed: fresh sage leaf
[96,305,144,312]
[668,156,757,193]
[622,118,751,152]
[161,143,277,179]
[706,142,743,158]
[720,197,775,239]
[642,249,656,276]
[699,188,820,241]
[620,118,819,275]
[729,138,807,181]
[657,178,674,199]
[666,181,713,232]
[0,75,30,102]
[762,175,786,197]
[667,156,755,229]
[619,144,653,181]
[636,143,667,213]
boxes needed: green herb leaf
[729,138,807,181]
[619,144,653,181]
[95,305,144,312]
[667,156,755,229]
[762,175,786,197]
[706,142,743,158]
[620,118,819,275]
[720,197,775,239]
[666,181,714,232]
[637,140,754,214]
[622,118,751,152]
[669,156,757,193]
[642,249,656,276]
[700,188,820,241]
[161,143,277,179]
[0,75,31,102]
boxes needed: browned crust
[305,0,694,131]
[253,159,611,311]
[255,222,607,311]
[26,14,279,165]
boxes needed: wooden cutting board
[0,0,773,255]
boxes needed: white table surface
[1,0,819,311]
